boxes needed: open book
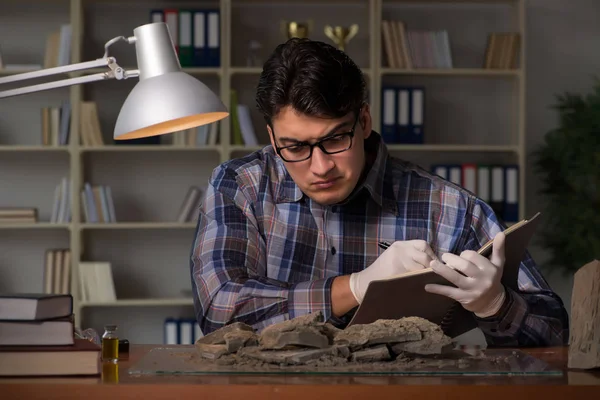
[346,212,542,338]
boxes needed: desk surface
[2,345,600,399]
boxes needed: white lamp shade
[114,71,228,140]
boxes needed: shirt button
[331,247,336,255]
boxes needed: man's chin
[306,187,350,206]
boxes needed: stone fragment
[351,345,391,362]
[390,317,454,355]
[196,322,255,345]
[195,343,230,360]
[260,311,324,336]
[224,330,259,352]
[321,322,342,341]
[334,318,423,350]
[260,326,329,350]
[238,345,338,365]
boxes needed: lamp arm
[0,34,140,99]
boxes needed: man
[190,38,569,347]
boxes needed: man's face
[268,105,372,206]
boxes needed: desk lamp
[0,22,229,139]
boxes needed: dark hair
[255,38,367,124]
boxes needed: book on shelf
[44,249,72,296]
[43,24,72,68]
[50,177,71,223]
[79,101,105,147]
[230,89,258,146]
[81,182,116,223]
[381,20,453,69]
[169,123,219,147]
[77,261,116,303]
[41,101,71,146]
[0,207,37,224]
[347,212,541,338]
[484,33,520,69]
[176,186,204,223]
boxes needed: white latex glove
[424,232,507,318]
[349,240,438,304]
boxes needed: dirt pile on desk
[192,312,463,371]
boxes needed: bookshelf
[0,0,526,343]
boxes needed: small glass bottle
[101,325,119,363]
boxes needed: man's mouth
[312,177,340,188]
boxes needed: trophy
[281,20,313,40]
[324,24,359,52]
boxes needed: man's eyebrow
[278,119,354,144]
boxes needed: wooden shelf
[0,223,70,230]
[0,146,70,152]
[79,145,221,153]
[386,144,519,152]
[384,0,518,3]
[380,68,522,77]
[80,222,196,230]
[79,298,194,307]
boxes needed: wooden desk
[2,345,599,399]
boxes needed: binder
[490,165,505,219]
[381,86,397,144]
[178,10,194,67]
[193,10,206,67]
[207,10,220,67]
[149,9,163,23]
[461,163,477,194]
[164,9,179,55]
[503,165,519,222]
[409,87,425,144]
[396,87,410,143]
[164,318,178,345]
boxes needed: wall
[525,0,600,313]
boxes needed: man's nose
[310,146,335,176]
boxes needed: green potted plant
[532,78,600,275]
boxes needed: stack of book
[0,293,100,376]
[0,207,38,224]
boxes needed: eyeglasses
[270,111,360,163]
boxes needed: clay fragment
[260,326,330,350]
[195,343,230,360]
[196,322,254,345]
[224,330,259,352]
[351,345,391,362]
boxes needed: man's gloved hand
[349,240,437,304]
[425,232,507,318]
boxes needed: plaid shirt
[190,132,569,346]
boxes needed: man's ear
[267,124,277,151]
[361,104,373,140]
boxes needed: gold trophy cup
[281,20,313,39]
[324,24,359,52]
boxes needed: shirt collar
[273,131,399,215]
[348,132,399,216]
